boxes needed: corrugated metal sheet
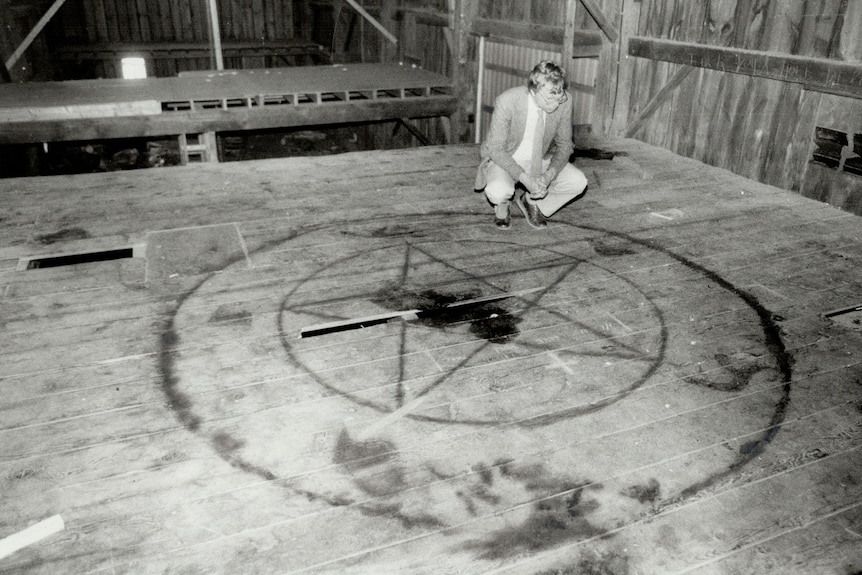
[479,40,597,141]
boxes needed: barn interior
[1,1,861,574]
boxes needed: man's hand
[518,172,548,199]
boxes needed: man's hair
[527,60,567,91]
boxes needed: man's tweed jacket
[474,85,574,191]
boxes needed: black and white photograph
[1,1,860,573]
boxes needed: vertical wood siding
[621,0,861,213]
[479,41,561,142]
[49,0,297,77]
[479,42,597,142]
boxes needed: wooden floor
[1,139,861,574]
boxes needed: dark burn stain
[357,501,445,529]
[472,462,495,486]
[211,431,276,481]
[462,485,603,559]
[332,430,445,528]
[334,429,405,497]
[685,353,769,392]
[209,304,253,325]
[369,225,426,238]
[34,227,90,244]
[570,148,625,161]
[294,487,354,507]
[461,461,604,560]
[333,427,396,469]
[590,238,638,256]
[622,478,661,503]
[212,431,245,455]
[535,553,631,575]
[470,483,502,505]
[157,327,201,431]
[10,467,39,480]
[371,284,480,311]
[371,285,522,344]
[457,490,479,516]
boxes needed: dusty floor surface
[1,140,861,574]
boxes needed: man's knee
[558,165,588,194]
[484,181,515,205]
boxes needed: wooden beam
[0,97,458,144]
[378,0,397,62]
[55,41,330,62]
[472,19,603,51]
[393,7,448,27]
[624,65,695,137]
[578,0,619,43]
[395,118,431,146]
[629,36,862,100]
[343,0,398,45]
[4,0,69,70]
[391,9,604,57]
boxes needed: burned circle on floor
[156,213,792,566]
[277,239,666,426]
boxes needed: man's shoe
[516,195,547,229]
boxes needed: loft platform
[55,40,332,67]
[0,63,457,145]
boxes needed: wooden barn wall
[478,41,564,143]
[398,4,451,146]
[477,41,598,141]
[618,0,862,215]
[389,0,602,144]
[45,0,297,78]
[473,0,600,141]
[1,0,57,82]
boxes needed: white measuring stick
[0,515,64,560]
[300,286,545,338]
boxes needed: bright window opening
[121,57,147,79]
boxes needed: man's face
[533,83,568,113]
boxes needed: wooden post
[474,35,485,144]
[594,0,640,138]
[563,0,578,82]
[450,0,477,144]
[378,0,397,63]
[205,0,223,70]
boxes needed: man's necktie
[531,110,545,178]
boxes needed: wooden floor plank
[685,505,862,574]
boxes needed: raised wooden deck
[0,63,456,144]
[0,140,860,574]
